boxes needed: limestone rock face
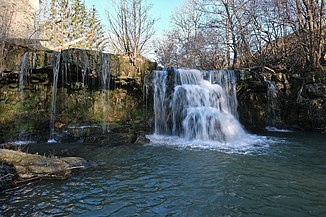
[237,69,326,132]
[0,0,39,39]
[0,40,156,143]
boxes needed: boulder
[0,149,90,180]
[134,134,150,145]
[64,124,104,139]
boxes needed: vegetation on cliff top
[154,0,325,73]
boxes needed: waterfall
[267,81,278,125]
[12,52,36,144]
[19,52,29,93]
[208,70,238,118]
[100,53,110,132]
[265,81,288,132]
[153,70,168,135]
[81,52,89,85]
[143,74,151,122]
[48,53,61,143]
[100,53,110,90]
[151,68,246,143]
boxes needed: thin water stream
[48,53,61,143]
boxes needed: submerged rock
[134,134,150,145]
[0,162,17,191]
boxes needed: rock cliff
[0,40,156,143]
[237,67,326,133]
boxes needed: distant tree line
[154,0,325,72]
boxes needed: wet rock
[0,149,90,180]
[303,83,326,98]
[0,163,17,191]
[134,134,150,145]
[61,157,97,168]
[238,68,326,132]
[65,124,103,139]
[99,132,135,146]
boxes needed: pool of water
[1,131,326,216]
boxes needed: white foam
[265,126,294,133]
[11,140,35,145]
[146,134,276,154]
[67,125,102,129]
[47,139,58,143]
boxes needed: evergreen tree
[40,0,106,51]
[57,0,70,46]
[70,0,88,48]
[40,0,59,46]
[86,5,107,50]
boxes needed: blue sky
[85,0,184,37]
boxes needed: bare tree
[155,0,325,71]
[154,0,225,69]
[293,0,325,70]
[202,0,247,68]
[0,3,14,76]
[106,0,156,63]
[154,32,181,67]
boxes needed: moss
[1,45,155,142]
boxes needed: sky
[85,0,184,37]
[84,0,184,59]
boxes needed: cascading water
[48,53,61,143]
[143,74,151,121]
[148,68,269,152]
[153,70,168,135]
[265,81,291,132]
[12,52,36,145]
[100,53,110,90]
[266,81,279,126]
[19,52,29,93]
[100,53,110,132]
[208,69,238,118]
[81,52,89,85]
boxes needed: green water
[1,132,326,216]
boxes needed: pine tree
[71,0,88,48]
[86,5,106,50]
[57,0,70,47]
[39,0,106,51]
[40,0,59,47]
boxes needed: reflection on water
[1,132,326,216]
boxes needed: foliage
[155,0,325,72]
[39,0,106,51]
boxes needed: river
[1,131,326,216]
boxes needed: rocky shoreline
[0,125,151,192]
[0,148,92,192]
